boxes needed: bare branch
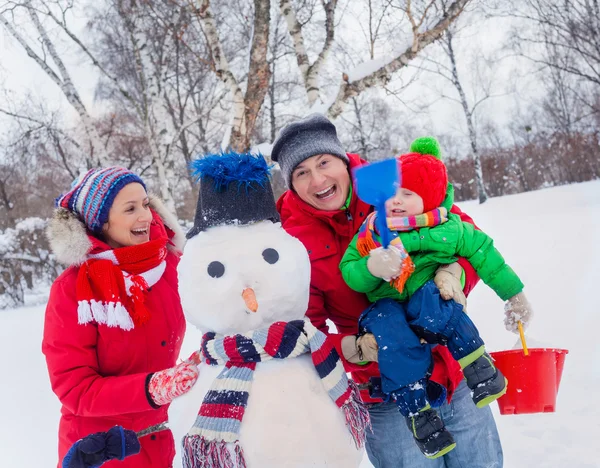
[1,2,107,165]
[327,0,471,119]
[40,5,138,109]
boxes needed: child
[340,137,533,459]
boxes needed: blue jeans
[365,380,503,468]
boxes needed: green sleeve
[340,233,385,293]
[456,223,524,301]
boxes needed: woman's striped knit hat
[56,167,146,234]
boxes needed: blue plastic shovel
[353,158,400,248]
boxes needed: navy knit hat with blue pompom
[187,151,280,239]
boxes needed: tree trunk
[1,6,107,168]
[230,0,272,151]
[445,29,488,203]
[279,0,337,107]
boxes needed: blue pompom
[190,151,273,191]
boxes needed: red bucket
[489,348,568,415]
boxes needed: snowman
[169,152,368,468]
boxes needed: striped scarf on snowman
[182,319,370,468]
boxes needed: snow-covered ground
[2,180,599,467]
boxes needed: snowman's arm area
[339,233,383,293]
[305,286,377,373]
[42,279,162,417]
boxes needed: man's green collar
[341,185,353,210]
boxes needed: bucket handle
[518,321,529,356]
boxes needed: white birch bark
[197,0,246,147]
[445,28,488,203]
[121,6,177,213]
[279,0,337,106]
[1,4,107,166]
[327,0,471,119]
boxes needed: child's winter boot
[461,347,508,408]
[393,378,456,459]
[406,407,456,459]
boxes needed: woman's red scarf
[75,209,169,330]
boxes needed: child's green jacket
[340,211,524,304]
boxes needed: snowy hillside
[2,180,599,468]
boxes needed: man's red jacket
[276,153,479,403]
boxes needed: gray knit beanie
[271,113,349,188]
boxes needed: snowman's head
[179,220,310,335]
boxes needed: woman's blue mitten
[62,426,141,468]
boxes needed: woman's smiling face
[102,183,153,248]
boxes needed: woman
[43,167,199,468]
[272,114,503,468]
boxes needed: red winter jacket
[42,199,187,468]
[276,153,480,403]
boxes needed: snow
[2,180,600,467]
[344,36,413,83]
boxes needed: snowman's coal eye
[262,248,279,264]
[207,261,225,278]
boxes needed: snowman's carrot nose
[242,288,258,312]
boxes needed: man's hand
[434,262,467,311]
[341,333,378,363]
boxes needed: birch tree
[0,1,107,168]
[279,0,472,118]
[193,0,271,152]
[2,1,226,212]
[279,0,337,107]
[442,27,488,202]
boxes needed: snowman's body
[171,220,363,468]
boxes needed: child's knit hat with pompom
[398,136,448,212]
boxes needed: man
[272,113,503,468]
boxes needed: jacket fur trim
[47,195,185,266]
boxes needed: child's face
[385,187,424,218]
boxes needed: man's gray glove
[434,262,467,312]
[341,333,379,363]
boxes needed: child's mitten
[434,262,467,311]
[147,360,199,406]
[367,246,403,281]
[504,292,533,333]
